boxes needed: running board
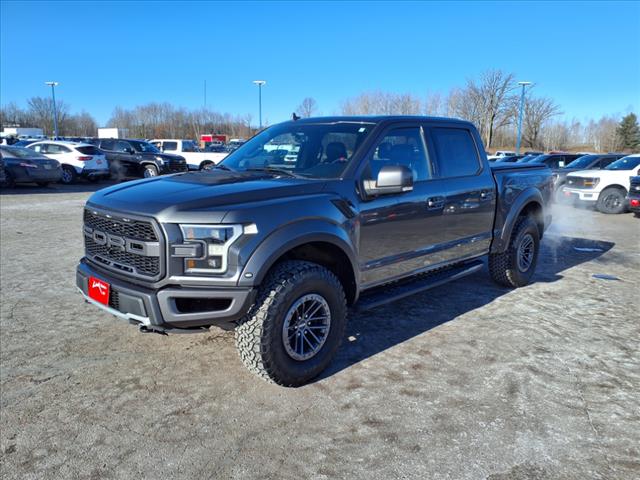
[355,260,484,312]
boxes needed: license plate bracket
[88,276,110,305]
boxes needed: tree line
[1,69,638,153]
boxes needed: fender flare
[492,187,543,253]
[237,219,359,291]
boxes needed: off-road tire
[489,215,540,288]
[596,187,627,214]
[60,165,77,184]
[235,260,347,387]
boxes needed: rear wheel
[200,160,214,170]
[60,165,77,184]
[489,215,540,288]
[596,187,627,214]
[235,260,347,387]
[143,164,159,178]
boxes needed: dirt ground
[1,182,639,479]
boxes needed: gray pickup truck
[77,116,553,386]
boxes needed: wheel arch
[492,188,545,254]
[238,222,359,305]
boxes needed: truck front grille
[83,209,163,280]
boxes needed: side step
[355,260,484,312]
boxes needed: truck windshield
[604,156,640,170]
[130,140,160,153]
[565,155,597,169]
[219,122,374,179]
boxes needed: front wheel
[489,215,540,288]
[143,164,159,178]
[235,260,347,387]
[596,187,627,214]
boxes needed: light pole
[45,81,59,139]
[252,80,266,130]
[516,81,531,154]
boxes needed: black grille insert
[84,210,157,241]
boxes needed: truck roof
[283,115,474,127]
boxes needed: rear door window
[115,141,132,153]
[47,144,71,154]
[100,140,115,151]
[428,127,481,178]
[163,141,178,151]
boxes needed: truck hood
[566,168,634,179]
[87,170,327,222]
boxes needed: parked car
[627,176,640,217]
[28,141,109,184]
[150,139,227,170]
[487,150,516,160]
[95,138,188,179]
[552,154,627,202]
[493,155,526,163]
[76,115,553,386]
[12,139,42,147]
[0,145,62,187]
[564,154,640,214]
[528,153,582,169]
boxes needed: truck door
[357,124,450,287]
[422,125,496,262]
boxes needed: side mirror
[363,165,413,196]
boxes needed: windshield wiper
[245,167,303,178]
[213,164,234,171]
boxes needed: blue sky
[1,1,639,126]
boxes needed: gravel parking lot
[1,182,639,480]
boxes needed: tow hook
[139,325,168,335]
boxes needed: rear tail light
[77,156,93,161]
[630,199,640,207]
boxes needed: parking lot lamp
[516,81,531,154]
[45,81,60,139]
[252,80,266,130]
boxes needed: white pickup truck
[563,154,640,214]
[150,139,227,170]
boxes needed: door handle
[427,196,445,210]
[480,190,493,200]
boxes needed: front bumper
[76,259,255,332]
[562,187,599,202]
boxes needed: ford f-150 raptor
[76,116,553,386]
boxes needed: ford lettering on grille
[83,209,162,279]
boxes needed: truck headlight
[155,156,165,164]
[178,224,244,274]
[583,178,600,188]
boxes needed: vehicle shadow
[0,180,120,196]
[316,235,615,382]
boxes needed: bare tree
[522,96,562,149]
[297,97,318,118]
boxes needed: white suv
[564,154,640,214]
[28,141,110,184]
[150,139,227,170]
